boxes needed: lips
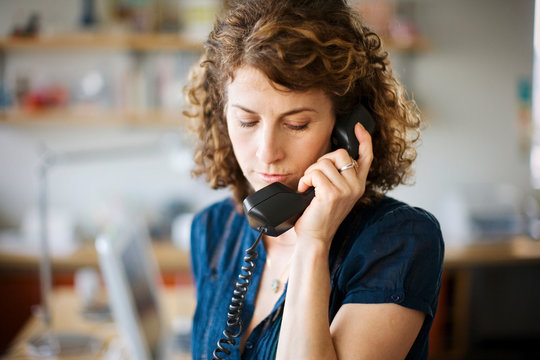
[257,172,290,184]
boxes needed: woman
[185,0,444,359]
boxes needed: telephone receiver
[242,103,376,237]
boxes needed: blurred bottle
[80,0,99,28]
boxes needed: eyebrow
[230,104,318,117]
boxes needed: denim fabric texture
[190,196,444,360]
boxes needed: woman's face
[226,66,335,192]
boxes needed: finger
[301,156,361,201]
[354,122,373,178]
[355,122,373,161]
[298,168,336,196]
[297,173,312,193]
[318,148,355,169]
[308,157,350,188]
[317,148,359,182]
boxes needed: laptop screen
[121,236,162,360]
[96,218,182,360]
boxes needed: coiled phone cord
[212,227,266,359]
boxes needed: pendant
[270,279,280,293]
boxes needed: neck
[263,230,297,251]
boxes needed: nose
[256,123,284,165]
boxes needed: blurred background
[0,0,539,359]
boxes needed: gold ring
[338,160,358,173]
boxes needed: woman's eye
[239,120,257,128]
[287,123,308,131]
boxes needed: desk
[433,236,540,360]
[0,241,191,353]
[444,236,540,269]
[0,241,190,274]
[3,285,196,359]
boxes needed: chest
[192,238,289,358]
[241,265,287,348]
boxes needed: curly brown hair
[184,0,422,210]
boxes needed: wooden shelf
[0,31,429,129]
[382,36,430,53]
[0,32,204,52]
[0,107,187,128]
[0,32,428,54]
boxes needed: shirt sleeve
[339,206,444,318]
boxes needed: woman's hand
[295,122,373,249]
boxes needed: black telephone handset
[242,104,375,237]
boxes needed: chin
[248,180,281,192]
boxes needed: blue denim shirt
[190,196,444,359]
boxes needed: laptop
[95,219,189,360]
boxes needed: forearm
[276,241,337,360]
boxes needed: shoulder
[191,197,246,250]
[363,196,443,265]
[356,197,444,255]
[190,197,244,270]
[334,196,443,260]
[364,196,441,232]
[334,197,445,315]
[368,197,444,275]
[192,197,238,231]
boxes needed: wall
[388,0,536,244]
